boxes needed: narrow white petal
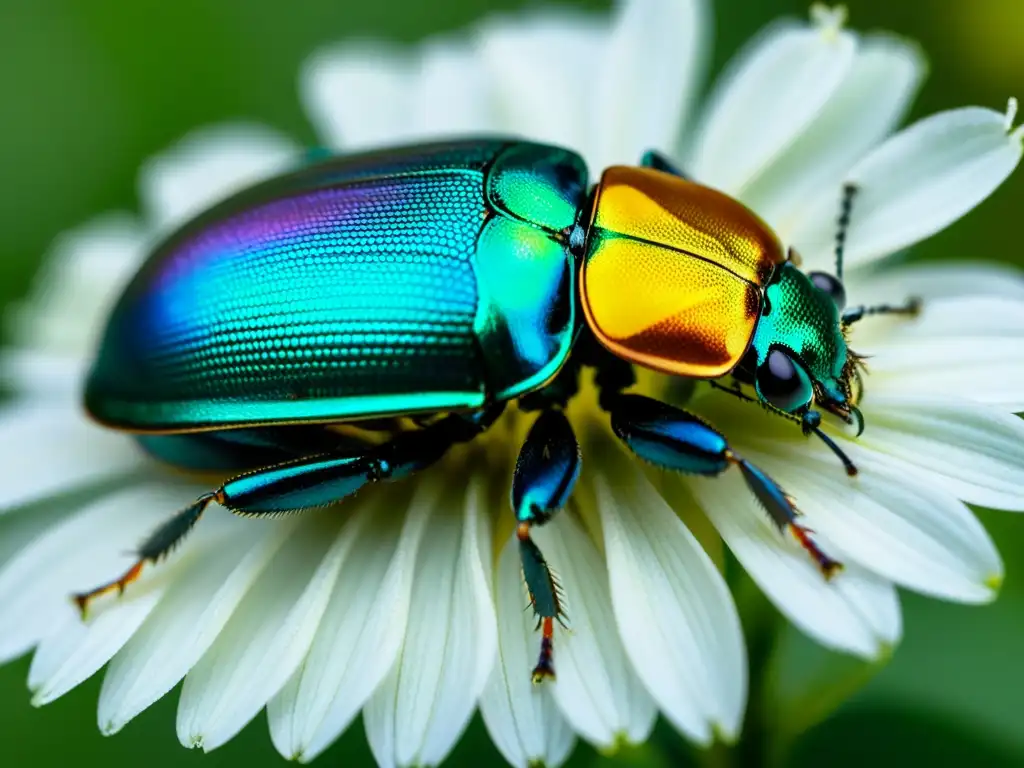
[531,513,657,747]
[6,213,147,356]
[475,12,605,167]
[845,295,1024,355]
[176,513,350,751]
[0,502,70,573]
[301,43,415,150]
[594,0,709,169]
[0,405,145,513]
[846,262,1024,307]
[688,13,856,194]
[140,124,300,231]
[29,587,162,705]
[408,39,499,137]
[857,396,1024,511]
[592,443,746,743]
[0,483,194,663]
[0,487,192,663]
[689,472,900,657]
[98,514,290,734]
[744,444,1003,603]
[480,537,576,768]
[268,490,432,763]
[363,479,497,768]
[0,352,86,400]
[744,34,925,237]
[864,337,1024,411]
[791,105,1023,268]
[872,296,1024,339]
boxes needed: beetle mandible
[75,140,919,682]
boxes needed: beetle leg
[73,413,499,617]
[511,409,581,683]
[640,149,690,179]
[608,393,842,579]
[72,493,217,616]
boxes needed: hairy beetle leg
[609,393,843,580]
[72,492,218,616]
[512,410,580,683]
[73,413,503,619]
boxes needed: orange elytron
[581,166,783,378]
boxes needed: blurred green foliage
[0,0,1022,766]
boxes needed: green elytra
[77,140,918,682]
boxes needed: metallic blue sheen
[610,395,729,476]
[85,140,586,432]
[222,455,369,513]
[512,411,581,524]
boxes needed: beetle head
[747,262,862,434]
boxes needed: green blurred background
[0,0,1022,766]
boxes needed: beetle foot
[530,616,557,684]
[788,522,843,580]
[72,559,146,618]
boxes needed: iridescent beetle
[76,140,918,681]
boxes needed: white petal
[872,296,1024,339]
[407,39,499,138]
[743,34,925,237]
[29,586,162,706]
[0,501,70,573]
[791,105,1023,268]
[176,512,350,751]
[865,337,1024,411]
[98,513,289,734]
[301,43,415,150]
[744,443,1003,604]
[268,489,431,763]
[847,262,1024,306]
[6,213,147,357]
[140,124,300,231]
[363,478,497,768]
[531,513,657,747]
[593,0,709,169]
[592,443,745,743]
[480,537,576,768]
[0,351,86,400]
[0,405,145,513]
[688,12,856,194]
[857,397,1024,512]
[475,12,605,167]
[0,484,194,663]
[689,472,900,657]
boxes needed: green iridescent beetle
[77,139,918,681]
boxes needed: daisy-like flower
[3,1,1023,767]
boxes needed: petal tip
[810,3,848,40]
[1006,97,1023,143]
[712,721,741,746]
[99,719,123,737]
[984,572,1004,595]
[870,641,897,664]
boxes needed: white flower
[2,1,1022,767]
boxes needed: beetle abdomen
[85,140,584,431]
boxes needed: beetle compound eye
[755,348,813,413]
[808,271,847,310]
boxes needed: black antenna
[834,183,858,281]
